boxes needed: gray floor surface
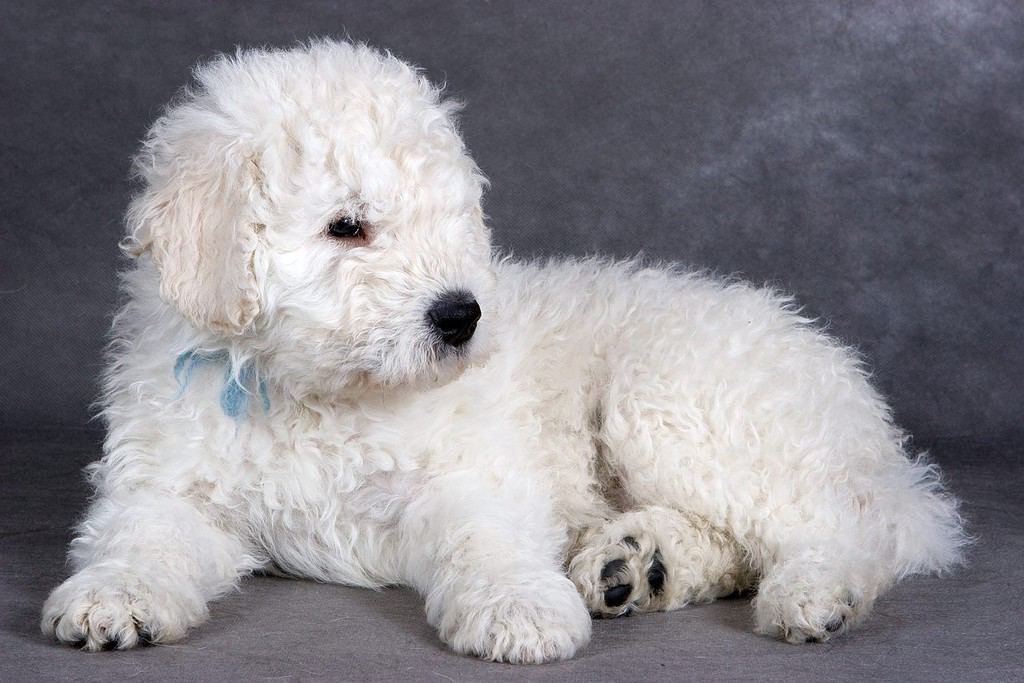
[2,429,1021,682]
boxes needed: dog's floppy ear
[123,117,262,336]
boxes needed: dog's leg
[397,471,591,664]
[41,492,258,650]
[751,542,882,643]
[567,506,753,617]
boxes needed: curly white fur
[41,40,966,662]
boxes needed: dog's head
[124,41,496,392]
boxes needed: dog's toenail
[622,536,640,550]
[647,551,666,595]
[601,558,628,580]
[604,584,632,607]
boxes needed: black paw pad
[600,558,628,581]
[825,616,845,633]
[647,551,666,595]
[604,583,633,608]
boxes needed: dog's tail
[880,451,969,579]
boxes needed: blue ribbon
[173,349,270,418]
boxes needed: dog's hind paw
[568,508,752,618]
[753,554,871,644]
[568,529,667,618]
[754,587,862,644]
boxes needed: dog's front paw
[436,572,591,664]
[41,567,204,650]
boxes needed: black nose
[428,293,481,347]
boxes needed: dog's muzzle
[428,291,481,348]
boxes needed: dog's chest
[242,404,420,506]
[237,408,425,584]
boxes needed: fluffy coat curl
[41,40,965,662]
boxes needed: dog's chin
[372,338,490,392]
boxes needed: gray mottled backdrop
[2,1,1022,441]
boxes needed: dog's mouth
[423,319,495,383]
[426,333,478,374]
[360,327,484,391]
[430,329,476,359]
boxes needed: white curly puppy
[42,40,966,662]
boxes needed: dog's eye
[326,216,364,239]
